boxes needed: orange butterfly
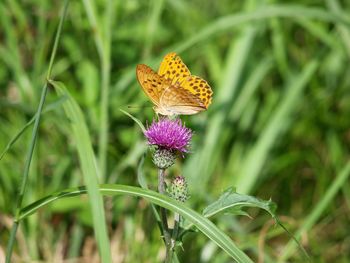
[136,52,213,116]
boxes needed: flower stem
[169,212,181,261]
[158,168,172,262]
[172,213,181,247]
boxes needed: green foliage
[202,187,276,219]
[19,184,254,263]
[1,0,350,262]
[50,80,112,262]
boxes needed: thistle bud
[152,148,176,169]
[168,176,189,203]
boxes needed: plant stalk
[98,0,114,182]
[158,168,172,262]
[169,212,181,261]
[5,1,69,262]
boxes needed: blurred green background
[1,0,350,262]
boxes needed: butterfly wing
[136,64,169,106]
[181,75,213,109]
[159,85,206,115]
[158,52,191,86]
[137,53,213,115]
[158,53,213,109]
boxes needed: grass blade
[120,109,146,133]
[185,23,258,193]
[173,5,348,53]
[278,160,350,261]
[49,80,111,263]
[5,1,69,262]
[19,184,254,263]
[0,97,67,161]
[235,60,319,194]
[81,0,115,182]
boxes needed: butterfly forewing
[136,64,169,105]
[158,52,191,86]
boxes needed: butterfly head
[154,106,172,116]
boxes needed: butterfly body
[136,53,213,116]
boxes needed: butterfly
[136,52,213,116]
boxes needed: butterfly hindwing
[181,75,213,108]
[158,52,191,86]
[160,85,206,115]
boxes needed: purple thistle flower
[144,118,192,153]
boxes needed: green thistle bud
[152,148,176,169]
[168,176,189,203]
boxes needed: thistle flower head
[144,118,192,153]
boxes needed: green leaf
[120,109,146,133]
[201,188,310,261]
[19,184,253,263]
[137,154,148,189]
[202,187,277,219]
[49,80,112,263]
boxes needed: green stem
[169,213,181,261]
[99,0,114,182]
[81,0,114,182]
[5,222,18,263]
[158,168,172,262]
[98,54,111,181]
[14,83,48,220]
[5,1,69,262]
[172,213,181,243]
[46,1,69,80]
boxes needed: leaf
[49,80,112,263]
[202,187,277,219]
[137,154,148,189]
[19,184,253,263]
[119,109,146,133]
[173,5,347,53]
[201,188,310,261]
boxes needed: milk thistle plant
[133,48,302,262]
[140,116,297,263]
[139,116,306,262]
[144,118,192,261]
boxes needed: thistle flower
[144,118,192,153]
[144,118,192,169]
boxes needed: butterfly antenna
[127,104,153,109]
